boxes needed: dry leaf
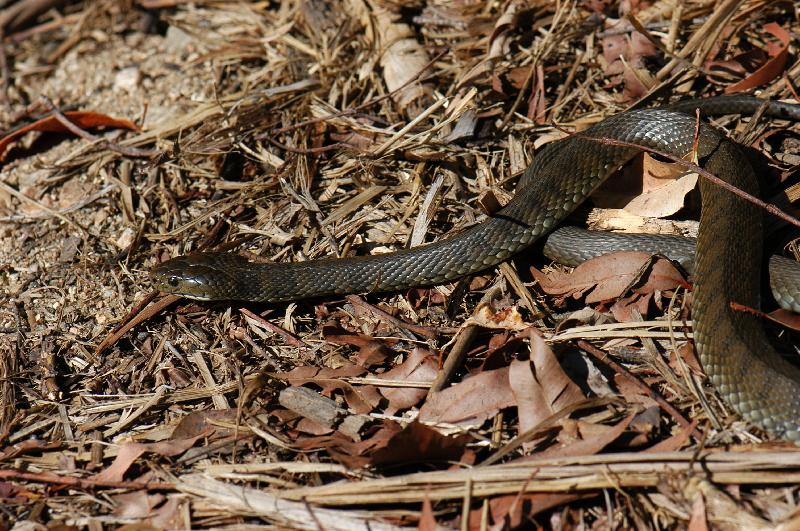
[723,23,790,94]
[688,493,709,531]
[592,153,697,217]
[0,111,138,161]
[419,493,438,531]
[419,367,515,425]
[600,19,658,101]
[510,330,584,441]
[370,422,468,466]
[274,364,381,414]
[466,493,591,530]
[466,303,527,331]
[532,252,685,306]
[93,433,209,483]
[376,348,438,414]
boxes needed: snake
[151,95,800,442]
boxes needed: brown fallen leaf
[532,252,686,307]
[601,18,658,101]
[765,309,800,332]
[370,422,469,467]
[419,492,438,531]
[688,492,709,531]
[0,111,139,161]
[592,153,697,217]
[376,348,438,414]
[465,303,527,331]
[322,323,395,367]
[112,493,187,530]
[519,414,636,461]
[0,439,62,463]
[92,433,210,483]
[510,329,584,444]
[610,291,656,322]
[170,409,239,440]
[372,3,434,118]
[645,419,698,452]
[722,23,789,94]
[465,492,592,530]
[669,342,703,375]
[273,364,381,414]
[418,366,515,426]
[614,373,659,410]
[112,490,163,518]
[293,421,402,468]
[707,48,766,85]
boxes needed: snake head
[150,253,248,301]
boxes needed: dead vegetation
[1,0,800,529]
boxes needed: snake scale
[152,96,800,442]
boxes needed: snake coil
[152,96,800,442]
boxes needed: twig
[577,340,703,441]
[265,137,347,155]
[0,468,174,490]
[261,49,447,138]
[95,293,180,355]
[0,180,88,236]
[580,134,800,230]
[40,96,160,158]
[427,325,479,395]
[345,295,439,340]
[240,308,309,349]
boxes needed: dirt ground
[2,0,800,529]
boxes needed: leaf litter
[1,0,800,529]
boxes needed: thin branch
[580,134,800,230]
[41,97,160,158]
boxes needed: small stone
[115,227,136,250]
[164,26,193,53]
[114,67,141,93]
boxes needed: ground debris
[1,0,800,529]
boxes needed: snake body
[152,96,800,441]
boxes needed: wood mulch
[1,0,800,529]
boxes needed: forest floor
[2,0,800,529]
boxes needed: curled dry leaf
[370,422,469,466]
[419,329,583,432]
[372,3,434,117]
[465,493,591,530]
[522,414,636,461]
[294,422,402,468]
[420,494,437,531]
[92,433,210,483]
[601,18,658,100]
[708,23,790,94]
[765,309,800,332]
[510,329,584,440]
[322,323,395,367]
[171,409,239,440]
[532,251,685,307]
[460,0,521,87]
[592,153,698,218]
[418,366,515,426]
[0,111,139,161]
[273,364,381,414]
[669,342,703,375]
[111,492,187,529]
[465,303,528,331]
[376,347,439,414]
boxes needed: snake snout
[151,254,236,300]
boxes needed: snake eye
[168,276,180,287]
